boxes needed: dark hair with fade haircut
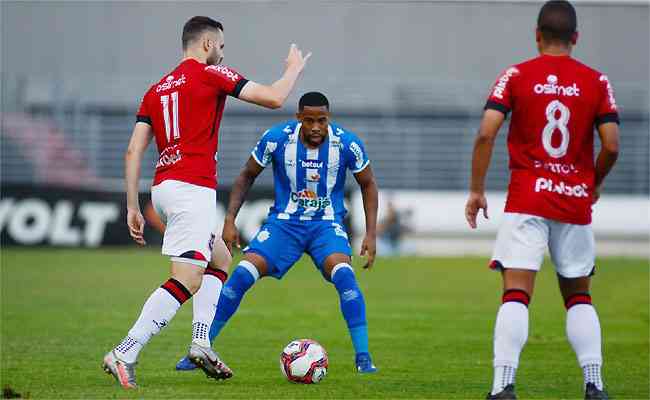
[182,16,223,50]
[537,0,577,43]
[299,92,329,111]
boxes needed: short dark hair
[537,0,577,43]
[299,92,329,111]
[182,16,223,50]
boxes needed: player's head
[297,92,330,148]
[536,1,578,50]
[182,16,225,65]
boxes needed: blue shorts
[244,219,352,280]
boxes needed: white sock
[192,274,223,347]
[492,301,528,395]
[567,304,604,390]
[115,285,186,363]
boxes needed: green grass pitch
[1,248,648,399]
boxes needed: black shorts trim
[484,100,510,116]
[595,113,620,126]
[136,115,152,125]
[231,78,249,98]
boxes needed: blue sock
[331,263,369,355]
[208,261,258,343]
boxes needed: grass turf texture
[1,248,648,399]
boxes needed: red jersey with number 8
[136,59,248,189]
[485,54,619,225]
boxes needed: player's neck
[539,43,572,57]
[181,52,208,65]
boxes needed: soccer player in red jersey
[102,16,311,388]
[465,1,619,399]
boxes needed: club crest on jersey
[156,74,187,92]
[156,144,182,168]
[492,67,519,99]
[290,190,331,210]
[534,75,580,97]
[307,172,321,182]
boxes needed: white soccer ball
[280,339,328,384]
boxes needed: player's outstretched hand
[360,234,376,270]
[285,43,312,72]
[127,209,146,246]
[222,219,240,254]
[465,191,488,229]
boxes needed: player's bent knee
[243,253,268,277]
[564,292,592,310]
[221,262,259,300]
[502,289,531,307]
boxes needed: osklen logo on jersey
[206,65,239,82]
[534,178,589,198]
[156,74,187,93]
[290,190,331,210]
[533,74,580,97]
[492,67,519,99]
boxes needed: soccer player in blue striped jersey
[176,91,379,373]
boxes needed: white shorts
[491,212,595,278]
[151,180,217,268]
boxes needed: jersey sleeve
[595,74,620,126]
[484,66,520,116]
[343,134,370,174]
[202,64,249,98]
[135,93,152,125]
[251,129,280,168]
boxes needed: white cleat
[187,343,233,381]
[102,350,137,389]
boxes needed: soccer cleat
[102,350,137,389]
[175,356,198,371]
[355,352,377,373]
[585,383,609,400]
[187,343,233,380]
[486,384,517,399]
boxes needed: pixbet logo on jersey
[156,74,187,93]
[290,190,331,210]
[533,75,580,97]
[534,177,589,198]
[206,65,239,82]
[492,67,519,99]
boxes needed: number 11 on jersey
[161,91,180,143]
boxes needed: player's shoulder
[330,122,362,144]
[262,120,299,141]
[568,58,609,82]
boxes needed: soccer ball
[280,339,328,384]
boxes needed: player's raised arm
[465,109,505,229]
[124,122,154,245]
[238,44,311,109]
[353,166,378,269]
[222,157,265,251]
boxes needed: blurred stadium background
[1,1,648,256]
[1,2,648,399]
[1,1,648,255]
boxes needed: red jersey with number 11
[136,59,248,189]
[485,54,619,225]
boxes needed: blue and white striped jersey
[251,120,370,222]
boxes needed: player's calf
[488,288,530,398]
[564,292,607,397]
[330,263,376,373]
